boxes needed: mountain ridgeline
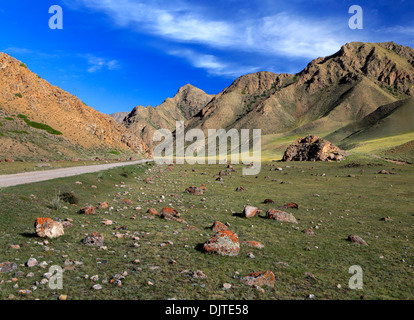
[119,41,414,160]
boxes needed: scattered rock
[98,202,109,209]
[203,230,240,256]
[240,270,275,288]
[211,221,229,232]
[242,241,264,249]
[79,205,95,215]
[0,262,18,273]
[192,270,208,279]
[147,208,159,215]
[185,186,206,195]
[26,258,38,268]
[263,199,275,204]
[302,229,315,236]
[82,233,104,247]
[378,170,395,174]
[243,206,258,218]
[236,187,247,192]
[266,209,298,223]
[281,202,299,209]
[223,283,232,290]
[348,235,368,246]
[34,218,64,239]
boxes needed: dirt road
[0,159,152,188]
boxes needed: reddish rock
[192,270,208,279]
[160,207,179,217]
[242,241,265,249]
[266,209,298,223]
[62,218,74,228]
[80,205,95,215]
[185,225,200,231]
[203,230,240,256]
[211,221,229,232]
[185,186,205,195]
[264,199,275,204]
[4,158,14,163]
[147,208,159,215]
[34,217,64,239]
[82,232,104,246]
[302,229,315,236]
[240,270,275,288]
[98,202,109,210]
[348,235,368,246]
[281,202,299,209]
[123,199,133,205]
[236,187,247,192]
[160,207,186,223]
[243,206,258,218]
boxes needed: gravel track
[0,159,152,188]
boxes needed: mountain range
[1,41,413,162]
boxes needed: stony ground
[0,157,413,300]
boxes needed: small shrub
[5,117,14,121]
[14,93,22,98]
[20,63,28,68]
[8,130,29,134]
[59,191,79,205]
[50,193,62,210]
[109,150,120,155]
[17,114,28,119]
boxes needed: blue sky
[1,0,413,114]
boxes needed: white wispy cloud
[82,54,120,73]
[168,49,261,77]
[72,0,350,75]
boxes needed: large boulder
[282,135,346,162]
[203,230,240,256]
[266,209,298,224]
[34,218,64,239]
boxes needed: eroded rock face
[34,217,64,239]
[282,135,346,162]
[266,209,298,224]
[203,230,240,256]
[82,232,104,246]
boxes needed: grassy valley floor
[0,158,413,300]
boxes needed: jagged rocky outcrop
[282,135,346,162]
